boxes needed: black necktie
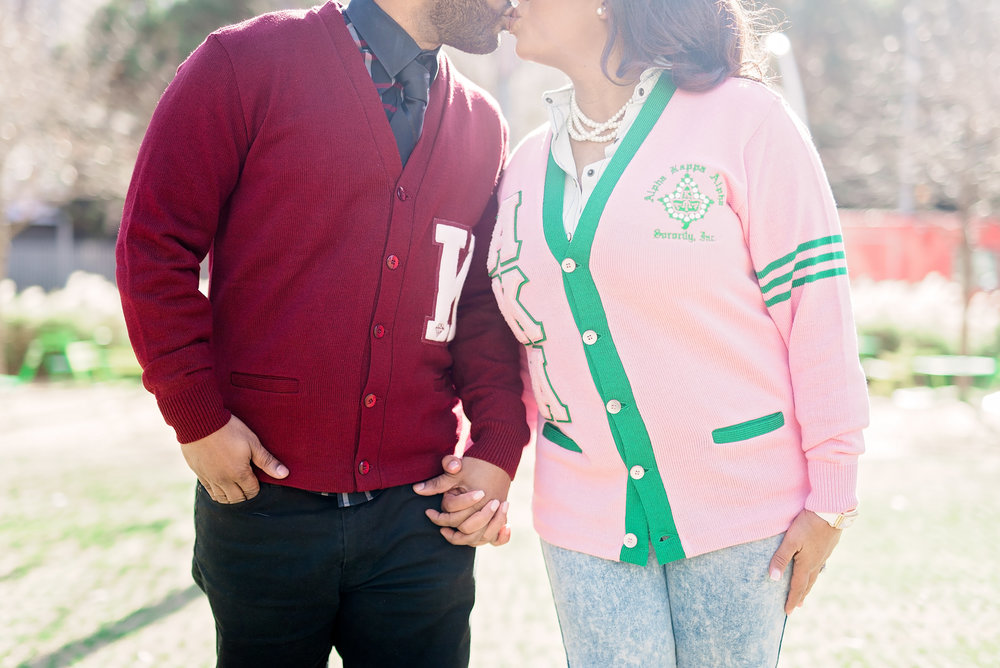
[389,53,434,165]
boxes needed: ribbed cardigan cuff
[462,419,531,479]
[804,459,860,513]
[156,378,232,444]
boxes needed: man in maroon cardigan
[115,0,528,665]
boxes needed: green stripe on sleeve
[756,235,844,280]
[763,266,849,307]
[792,266,849,288]
[759,251,847,294]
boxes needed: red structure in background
[840,209,1000,285]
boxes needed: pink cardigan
[489,76,869,565]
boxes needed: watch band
[814,509,859,529]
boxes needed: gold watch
[814,508,858,529]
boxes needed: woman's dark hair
[602,0,774,91]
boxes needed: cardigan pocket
[230,372,299,394]
[712,411,784,444]
[542,423,582,453]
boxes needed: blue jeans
[541,534,790,668]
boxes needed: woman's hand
[413,455,512,547]
[768,509,844,614]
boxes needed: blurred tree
[0,0,294,373]
[772,0,999,377]
[912,0,1000,360]
[1,8,63,286]
[88,0,309,136]
[768,0,1000,217]
[767,0,911,210]
[0,3,97,374]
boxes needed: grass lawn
[2,383,998,667]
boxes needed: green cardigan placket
[541,75,686,566]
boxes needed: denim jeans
[541,534,790,668]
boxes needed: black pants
[192,482,476,668]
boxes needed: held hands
[413,456,511,547]
[768,509,844,615]
[180,415,289,504]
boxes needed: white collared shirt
[544,68,665,237]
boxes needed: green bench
[910,355,997,388]
[16,327,142,382]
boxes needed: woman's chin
[511,40,540,63]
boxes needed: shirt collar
[345,0,440,81]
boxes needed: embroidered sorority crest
[659,172,714,229]
[643,164,727,234]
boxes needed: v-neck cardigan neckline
[320,4,448,179]
[542,74,677,264]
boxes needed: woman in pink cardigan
[487,0,869,664]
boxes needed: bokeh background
[2,1,1000,666]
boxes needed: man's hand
[413,456,511,547]
[768,509,844,614]
[180,415,289,504]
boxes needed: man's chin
[449,31,503,55]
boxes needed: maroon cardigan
[116,2,529,492]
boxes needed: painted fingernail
[769,568,782,581]
[489,499,500,511]
[501,501,510,512]
[472,490,485,501]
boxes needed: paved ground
[2,382,999,667]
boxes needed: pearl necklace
[568,91,630,143]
